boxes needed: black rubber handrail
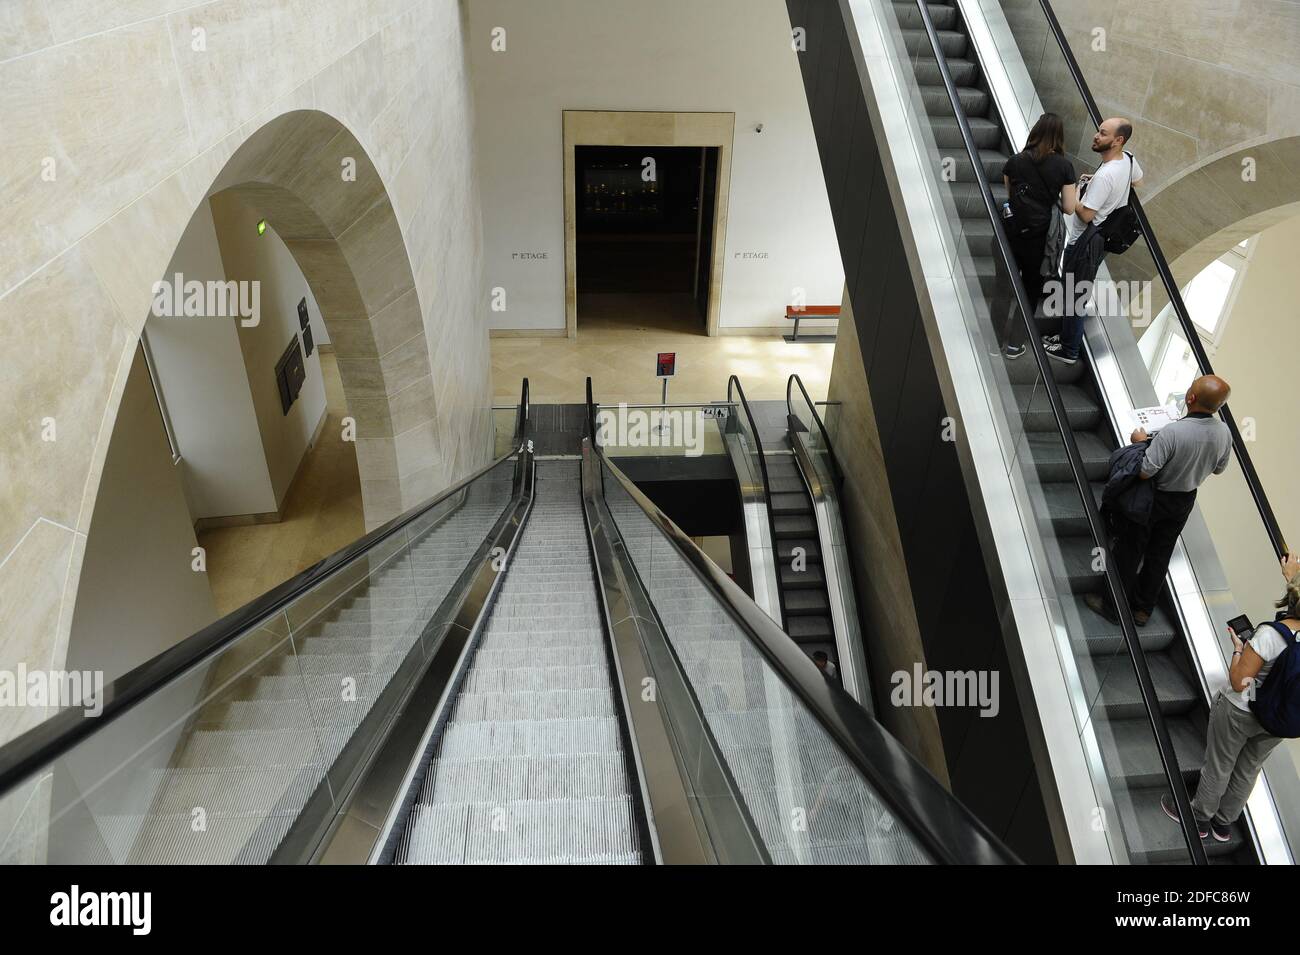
[516,377,529,445]
[906,0,1206,862]
[0,379,533,796]
[585,386,1017,864]
[726,375,789,630]
[786,374,842,484]
[1033,0,1287,561]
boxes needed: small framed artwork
[297,297,310,330]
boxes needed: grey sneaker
[1003,344,1026,360]
[1210,818,1233,843]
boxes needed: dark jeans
[1111,488,1198,615]
[993,231,1047,349]
[1057,238,1105,359]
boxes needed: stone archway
[1105,135,1300,313]
[202,111,442,529]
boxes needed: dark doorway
[575,145,718,333]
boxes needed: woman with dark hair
[1163,553,1300,842]
[994,113,1078,359]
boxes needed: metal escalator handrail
[0,379,533,797]
[726,374,789,629]
[907,0,1207,863]
[1032,0,1287,561]
[786,373,842,483]
[588,431,1018,864]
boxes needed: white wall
[1198,214,1300,620]
[66,347,218,683]
[145,202,278,519]
[468,0,844,332]
[210,193,329,507]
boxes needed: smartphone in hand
[1228,614,1254,642]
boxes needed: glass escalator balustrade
[599,458,931,863]
[0,456,518,865]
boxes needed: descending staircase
[903,0,1250,861]
[395,459,643,864]
[83,474,514,865]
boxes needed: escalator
[904,0,1252,864]
[394,459,643,865]
[790,0,1293,863]
[723,375,870,704]
[0,379,1015,865]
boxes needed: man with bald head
[1044,117,1144,365]
[1087,375,1233,625]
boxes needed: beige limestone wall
[0,0,492,748]
[1000,0,1300,286]
[821,295,951,786]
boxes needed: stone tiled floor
[491,293,837,406]
[198,350,365,616]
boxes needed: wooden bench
[784,304,840,343]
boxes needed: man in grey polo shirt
[1087,375,1233,626]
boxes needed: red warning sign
[656,352,676,379]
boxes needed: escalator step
[787,615,834,641]
[784,589,831,615]
[1114,787,1246,864]
[913,56,978,87]
[900,27,967,58]
[780,564,827,589]
[1088,652,1199,719]
[1093,714,1206,789]
[1026,429,1113,482]
[891,1,958,32]
[1013,383,1102,432]
[929,115,1002,150]
[767,475,806,494]
[774,515,817,536]
[776,538,822,562]
[770,492,812,516]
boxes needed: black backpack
[1006,152,1054,237]
[1250,621,1300,738]
[1097,153,1142,254]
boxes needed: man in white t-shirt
[1043,118,1144,364]
[1162,554,1299,843]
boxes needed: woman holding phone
[1162,553,1300,842]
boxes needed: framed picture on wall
[302,325,314,358]
[297,297,309,330]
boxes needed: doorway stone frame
[563,110,734,338]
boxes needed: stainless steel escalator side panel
[788,429,873,711]
[305,450,537,864]
[579,441,770,865]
